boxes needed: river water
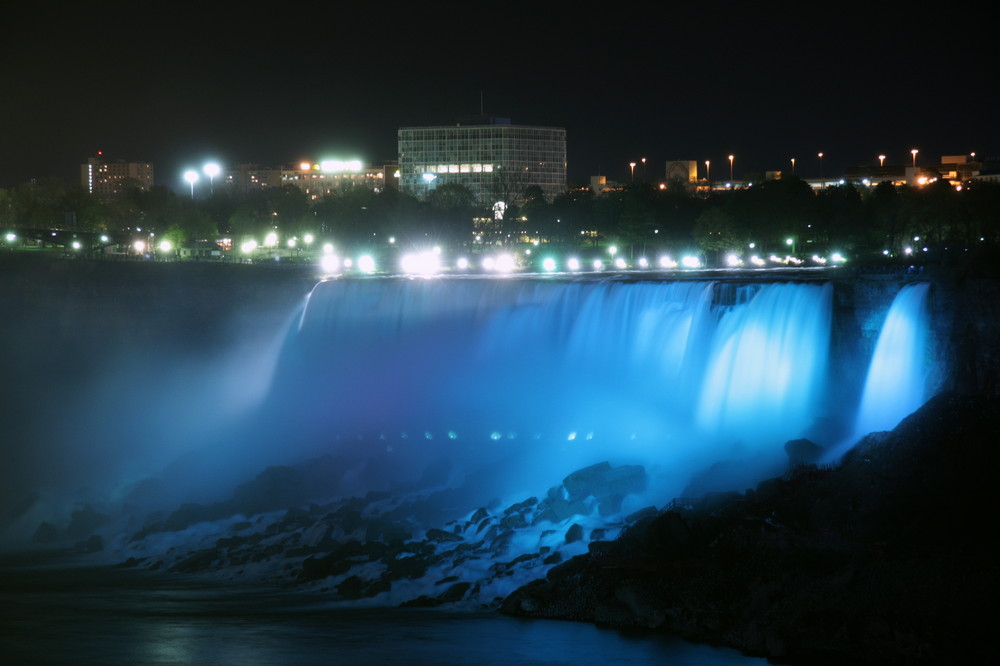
[1,552,764,665]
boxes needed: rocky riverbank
[501,392,999,664]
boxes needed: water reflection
[1,555,763,665]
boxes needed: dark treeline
[3,176,999,265]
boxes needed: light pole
[911,148,918,167]
[705,160,711,188]
[878,154,886,168]
[790,158,796,175]
[629,162,636,183]
[817,152,824,181]
[183,170,199,199]
[641,157,647,182]
[203,162,220,194]
[728,154,734,182]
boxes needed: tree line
[3,176,999,264]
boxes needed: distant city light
[320,254,340,273]
[320,159,363,173]
[357,255,376,273]
[681,255,701,268]
[401,251,441,275]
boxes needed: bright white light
[100,235,109,243]
[322,243,334,254]
[265,232,278,247]
[241,240,258,254]
[5,233,16,242]
[904,246,913,255]
[357,255,376,273]
[203,163,221,178]
[614,257,627,269]
[592,259,604,271]
[482,256,496,271]
[681,255,701,268]
[320,254,340,273]
[567,257,581,271]
[638,257,649,268]
[495,254,515,273]
[725,254,742,267]
[133,240,146,253]
[343,258,353,268]
[812,254,827,264]
[71,240,81,250]
[287,238,297,248]
[456,257,469,270]
[542,257,557,271]
[183,170,199,185]
[320,159,362,173]
[159,240,172,252]
[830,253,845,264]
[303,233,314,245]
[659,256,677,268]
[401,251,441,275]
[750,255,766,266]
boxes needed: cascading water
[254,277,843,499]
[853,282,932,438]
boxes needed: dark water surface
[0,552,765,665]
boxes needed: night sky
[1,5,995,191]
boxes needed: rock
[596,465,646,500]
[565,523,584,543]
[563,462,612,499]
[66,505,109,539]
[425,528,463,542]
[500,513,528,530]
[785,438,823,468]
[32,521,60,543]
[625,506,659,523]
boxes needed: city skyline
[2,5,994,190]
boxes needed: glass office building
[398,118,567,205]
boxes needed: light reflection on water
[1,555,764,665]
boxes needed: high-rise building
[81,153,154,199]
[397,117,566,205]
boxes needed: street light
[817,152,824,180]
[629,162,636,183]
[790,157,796,174]
[203,163,221,194]
[878,154,886,168]
[641,157,647,182]
[705,160,711,186]
[728,154,734,182]
[183,170,199,199]
[911,148,918,167]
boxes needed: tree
[693,206,743,265]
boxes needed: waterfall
[853,282,932,438]
[258,278,840,483]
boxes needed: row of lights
[313,247,851,277]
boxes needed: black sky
[1,4,995,190]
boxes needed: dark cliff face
[501,392,1000,664]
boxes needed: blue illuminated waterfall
[253,277,931,495]
[854,282,932,437]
